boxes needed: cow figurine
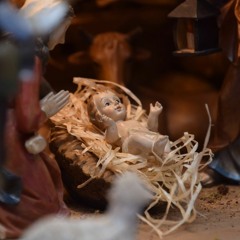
[68,28,150,86]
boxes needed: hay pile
[51,77,212,238]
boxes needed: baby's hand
[150,101,163,115]
[100,114,115,127]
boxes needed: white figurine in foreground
[88,90,170,158]
[20,172,153,240]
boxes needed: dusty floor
[138,184,240,240]
[68,184,240,240]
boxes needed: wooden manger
[49,77,212,237]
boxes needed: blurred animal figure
[20,172,152,240]
[68,29,150,86]
[96,0,176,7]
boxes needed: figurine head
[88,90,126,129]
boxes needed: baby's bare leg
[126,134,169,157]
[127,133,169,157]
[152,135,169,158]
[127,134,153,155]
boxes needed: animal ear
[132,48,151,61]
[67,51,92,65]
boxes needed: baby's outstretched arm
[147,101,162,132]
[101,115,120,144]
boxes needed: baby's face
[94,91,126,121]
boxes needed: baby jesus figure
[88,90,170,158]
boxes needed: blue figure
[0,0,35,205]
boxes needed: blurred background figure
[200,0,240,187]
[0,0,74,238]
[20,172,153,240]
[0,0,35,205]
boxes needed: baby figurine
[88,90,170,158]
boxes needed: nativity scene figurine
[0,0,74,238]
[50,77,212,237]
[87,90,170,158]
